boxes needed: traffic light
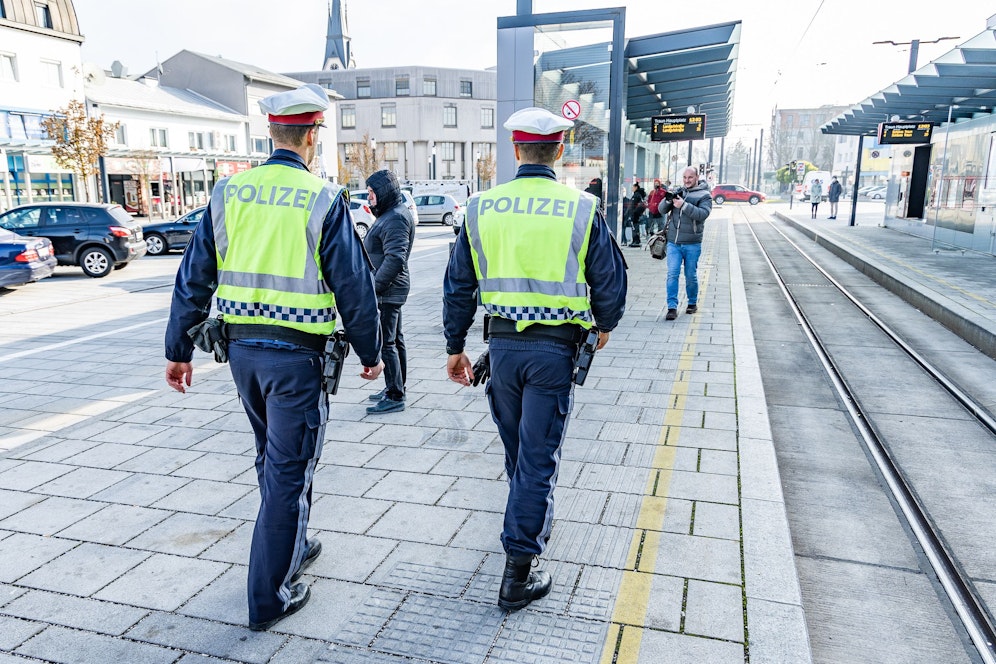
[698,163,705,175]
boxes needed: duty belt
[487,316,584,346]
[225,323,327,352]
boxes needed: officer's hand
[361,362,384,380]
[166,361,193,393]
[673,195,684,208]
[446,353,473,386]
[597,331,610,350]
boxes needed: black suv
[0,203,147,277]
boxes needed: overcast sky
[72,0,992,145]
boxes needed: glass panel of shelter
[530,22,613,216]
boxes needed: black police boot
[498,554,552,611]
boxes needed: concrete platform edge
[729,219,814,663]
[773,211,996,361]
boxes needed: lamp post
[431,146,437,181]
[370,137,376,166]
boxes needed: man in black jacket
[363,170,416,414]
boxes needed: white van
[796,171,832,202]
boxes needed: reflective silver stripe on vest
[216,182,341,295]
[465,195,487,276]
[468,190,593,298]
[212,177,231,260]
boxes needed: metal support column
[848,135,864,227]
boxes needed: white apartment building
[87,71,251,216]
[0,0,84,209]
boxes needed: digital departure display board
[651,114,706,142]
[877,122,933,144]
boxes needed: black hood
[365,170,403,217]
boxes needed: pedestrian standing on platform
[164,84,383,632]
[658,166,713,321]
[442,107,627,611]
[364,169,416,414]
[827,176,842,219]
[809,178,823,219]
[628,182,646,247]
[647,178,667,234]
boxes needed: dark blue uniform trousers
[228,342,327,623]
[486,337,575,556]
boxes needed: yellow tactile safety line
[598,238,717,664]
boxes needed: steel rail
[742,211,996,664]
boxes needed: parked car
[0,228,57,288]
[863,185,887,200]
[711,184,765,205]
[413,194,461,225]
[349,199,376,239]
[142,207,206,256]
[0,203,146,278]
[350,189,420,226]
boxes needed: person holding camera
[658,166,713,321]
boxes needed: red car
[711,184,765,205]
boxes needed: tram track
[737,205,996,663]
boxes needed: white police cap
[504,107,573,143]
[258,84,330,126]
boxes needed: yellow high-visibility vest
[465,177,596,330]
[213,164,343,335]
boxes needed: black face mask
[655,184,661,189]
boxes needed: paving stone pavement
[0,217,809,663]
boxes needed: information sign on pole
[651,114,706,142]
[877,122,933,145]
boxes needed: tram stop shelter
[496,3,740,234]
[821,17,996,256]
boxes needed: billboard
[651,114,706,142]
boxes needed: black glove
[471,350,490,387]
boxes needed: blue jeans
[666,242,702,310]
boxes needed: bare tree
[42,100,118,202]
[477,153,496,189]
[353,132,380,183]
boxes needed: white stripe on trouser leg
[536,386,574,547]
[275,385,327,609]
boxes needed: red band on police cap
[511,130,565,143]
[267,111,325,126]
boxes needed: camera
[663,187,684,202]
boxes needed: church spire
[324,0,355,70]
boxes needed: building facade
[769,105,848,172]
[0,0,84,209]
[86,71,251,216]
[287,66,498,190]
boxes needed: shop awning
[822,27,996,135]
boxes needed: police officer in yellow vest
[443,107,628,610]
[164,84,383,631]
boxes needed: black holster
[573,328,599,386]
[322,330,350,395]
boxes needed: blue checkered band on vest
[485,304,593,322]
[217,298,336,324]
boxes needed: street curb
[729,220,813,664]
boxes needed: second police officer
[442,107,628,610]
[164,84,383,631]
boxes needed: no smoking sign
[562,100,581,120]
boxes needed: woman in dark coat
[363,170,415,414]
